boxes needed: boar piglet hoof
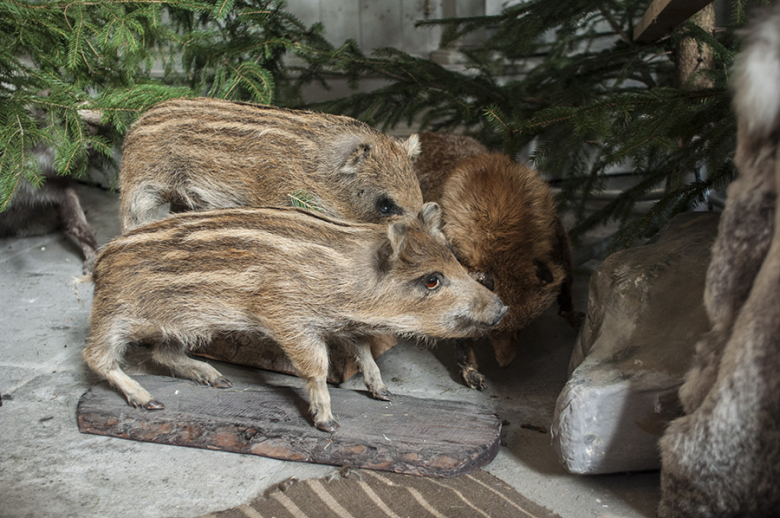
[209,377,233,389]
[143,399,165,410]
[315,420,339,433]
[461,368,487,391]
[372,388,392,401]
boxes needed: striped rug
[202,469,560,518]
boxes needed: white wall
[284,0,490,58]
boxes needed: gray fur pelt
[658,7,780,517]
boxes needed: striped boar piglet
[83,203,507,432]
[119,97,423,232]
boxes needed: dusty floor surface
[0,184,660,518]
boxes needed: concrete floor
[0,183,660,518]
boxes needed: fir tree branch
[1,0,329,208]
[1,115,26,211]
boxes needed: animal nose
[492,304,509,326]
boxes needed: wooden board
[633,0,714,43]
[77,375,501,478]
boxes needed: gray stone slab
[551,212,719,475]
[1,183,662,518]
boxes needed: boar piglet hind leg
[151,342,233,389]
[351,339,391,401]
[83,325,165,410]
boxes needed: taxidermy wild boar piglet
[119,97,424,371]
[119,97,423,232]
[83,203,507,432]
[658,7,780,516]
[415,133,580,389]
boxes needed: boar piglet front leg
[280,333,338,432]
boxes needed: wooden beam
[77,376,502,478]
[633,0,715,43]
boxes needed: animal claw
[212,378,233,389]
[143,399,165,410]
[316,420,339,433]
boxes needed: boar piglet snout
[445,288,508,338]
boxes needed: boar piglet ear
[388,221,408,262]
[419,202,447,245]
[335,136,372,176]
[401,134,421,159]
[374,221,408,274]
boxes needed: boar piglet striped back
[119,98,423,232]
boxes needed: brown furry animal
[119,98,424,374]
[83,203,507,432]
[658,8,780,516]
[415,133,580,389]
[0,143,98,273]
[119,97,423,232]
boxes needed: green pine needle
[288,190,323,212]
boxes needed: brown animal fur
[415,133,579,389]
[0,143,98,273]
[119,97,423,232]
[119,97,424,372]
[83,204,507,432]
[658,8,780,516]
[1,103,104,273]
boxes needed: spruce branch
[1,0,332,209]
[311,0,754,247]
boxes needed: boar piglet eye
[376,195,403,217]
[422,273,443,291]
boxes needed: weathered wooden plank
[77,375,501,478]
[633,0,715,43]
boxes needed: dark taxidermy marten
[415,132,582,389]
[0,104,103,273]
[0,143,98,274]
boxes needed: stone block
[551,212,719,474]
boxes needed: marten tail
[734,7,780,138]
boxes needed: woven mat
[202,468,560,518]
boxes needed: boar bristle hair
[403,134,421,158]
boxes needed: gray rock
[551,212,719,475]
